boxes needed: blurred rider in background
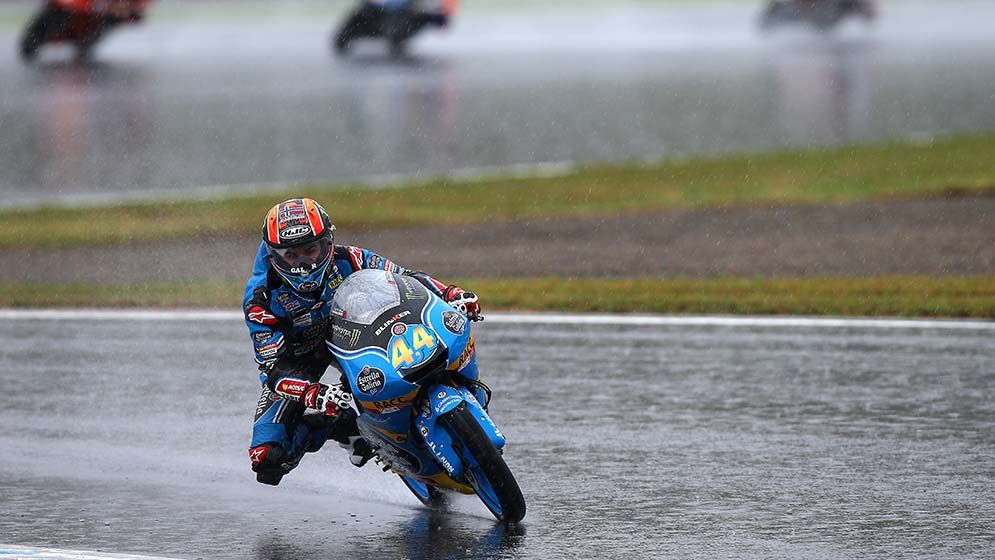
[244,198,482,485]
[333,0,459,55]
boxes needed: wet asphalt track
[2,1,995,207]
[1,312,993,559]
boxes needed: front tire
[440,403,526,523]
[76,27,106,61]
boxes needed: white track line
[0,545,184,560]
[0,309,991,330]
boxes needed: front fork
[415,385,505,480]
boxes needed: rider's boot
[339,436,375,467]
[249,443,299,486]
[250,415,324,485]
[320,406,375,467]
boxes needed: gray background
[1,1,994,207]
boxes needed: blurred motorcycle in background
[20,0,153,62]
[333,0,459,57]
[759,0,876,32]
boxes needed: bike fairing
[324,270,523,521]
[326,272,491,482]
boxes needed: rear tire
[20,8,55,62]
[440,403,526,523]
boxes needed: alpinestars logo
[303,386,318,409]
[249,446,268,465]
[247,306,278,325]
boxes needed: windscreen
[330,269,402,325]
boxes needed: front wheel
[76,26,107,61]
[440,403,526,523]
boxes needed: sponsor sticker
[253,331,273,343]
[356,366,386,395]
[450,335,475,372]
[257,340,282,351]
[292,313,313,328]
[275,379,309,399]
[247,306,278,326]
[442,311,466,335]
[368,391,417,413]
[434,395,463,414]
[327,271,344,291]
[298,281,319,292]
[281,225,312,239]
[275,291,291,304]
[375,310,411,336]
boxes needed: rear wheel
[20,8,55,61]
[440,403,526,523]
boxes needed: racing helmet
[262,198,335,293]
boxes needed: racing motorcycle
[326,269,526,523]
[759,0,876,32]
[19,0,152,62]
[332,0,458,57]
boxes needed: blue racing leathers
[244,243,450,484]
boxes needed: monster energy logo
[332,324,362,347]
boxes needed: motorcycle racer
[333,0,458,56]
[245,198,481,485]
[20,0,153,62]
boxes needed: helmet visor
[269,238,332,276]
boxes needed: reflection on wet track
[1,313,992,559]
[1,2,995,206]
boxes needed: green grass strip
[2,133,995,249]
[2,277,992,318]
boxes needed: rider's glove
[301,383,352,416]
[442,285,482,321]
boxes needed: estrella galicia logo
[442,311,466,335]
[356,365,386,395]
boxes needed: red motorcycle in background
[20,0,153,62]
